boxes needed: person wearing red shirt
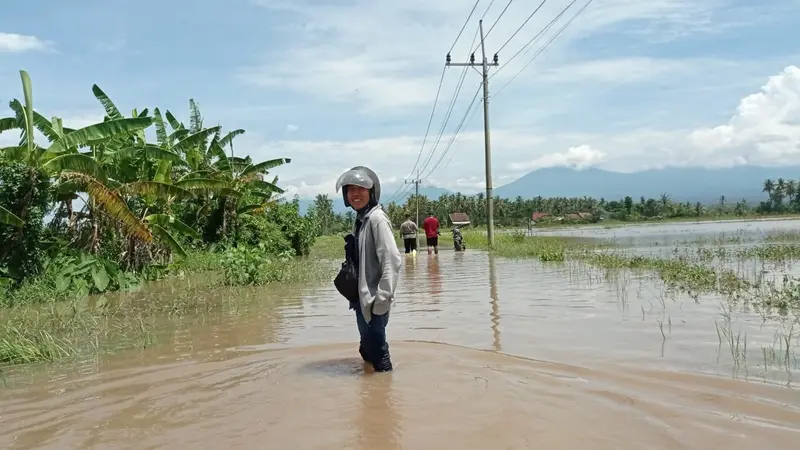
[421,212,440,255]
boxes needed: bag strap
[343,233,357,263]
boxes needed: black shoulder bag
[333,233,360,302]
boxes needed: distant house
[531,212,551,222]
[448,212,470,226]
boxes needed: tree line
[303,184,789,233]
[0,70,318,297]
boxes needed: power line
[443,96,483,171]
[384,178,408,205]
[385,181,414,206]
[392,84,479,201]
[491,0,580,79]
[446,19,500,247]
[406,66,446,179]
[421,83,483,179]
[388,6,483,206]
[417,63,469,177]
[392,0,593,208]
[472,0,514,54]
[449,0,482,54]
[385,64,448,205]
[418,26,479,178]
[385,170,416,205]
[405,175,423,247]
[494,0,549,55]
[494,0,593,97]
[479,0,497,19]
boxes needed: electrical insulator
[470,53,475,64]
[446,53,451,64]
[493,53,499,64]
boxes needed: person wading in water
[422,212,440,255]
[399,214,418,254]
[334,166,402,372]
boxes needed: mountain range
[295,165,798,214]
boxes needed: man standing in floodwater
[335,166,402,372]
[422,212,440,255]
[399,214,418,254]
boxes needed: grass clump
[0,272,327,371]
[738,244,800,262]
[688,243,800,264]
[584,253,750,299]
[0,324,73,365]
[220,244,336,286]
[309,235,347,260]
[753,276,800,315]
[463,229,601,262]
[762,230,800,242]
[168,249,227,274]
[465,229,756,301]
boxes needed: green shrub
[236,214,294,255]
[220,243,294,285]
[0,161,51,281]
[268,200,319,256]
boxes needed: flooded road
[3,230,800,448]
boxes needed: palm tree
[776,178,786,205]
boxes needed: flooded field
[3,219,800,449]
[532,216,800,246]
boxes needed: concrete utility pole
[445,19,499,248]
[405,172,423,247]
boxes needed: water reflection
[427,256,442,300]
[403,252,418,276]
[488,254,502,352]
[356,373,402,449]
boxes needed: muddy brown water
[3,224,800,449]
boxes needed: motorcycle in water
[452,226,466,251]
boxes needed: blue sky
[2,0,800,201]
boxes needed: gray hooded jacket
[355,204,402,324]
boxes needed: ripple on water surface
[2,220,800,448]
[2,342,800,449]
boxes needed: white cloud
[0,130,18,148]
[242,0,738,112]
[0,32,48,53]
[285,176,342,198]
[239,64,800,196]
[239,127,551,195]
[286,124,298,133]
[282,167,399,197]
[529,57,731,85]
[237,53,440,112]
[509,144,606,171]
[59,114,105,130]
[687,65,800,166]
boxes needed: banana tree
[201,130,291,239]
[46,88,210,264]
[0,206,23,227]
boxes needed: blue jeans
[354,303,392,372]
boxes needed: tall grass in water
[0,246,338,370]
[0,324,72,365]
[462,229,599,261]
[310,235,347,260]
